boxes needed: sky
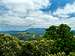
[0,0,75,31]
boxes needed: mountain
[0,28,46,40]
[0,28,46,35]
[25,28,46,35]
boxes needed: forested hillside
[0,24,75,56]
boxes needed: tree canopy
[44,24,73,40]
[44,24,75,55]
[0,24,75,56]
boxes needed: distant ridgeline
[0,28,46,35]
[0,28,46,40]
[25,28,46,35]
[0,28,75,40]
[0,28,75,36]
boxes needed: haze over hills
[0,28,75,35]
[0,28,46,35]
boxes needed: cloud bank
[0,0,75,31]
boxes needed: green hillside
[0,24,75,56]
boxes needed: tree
[43,24,75,55]
[43,25,58,39]
[57,24,73,39]
[0,33,23,56]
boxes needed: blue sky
[41,0,75,13]
[0,0,75,31]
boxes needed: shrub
[0,34,23,56]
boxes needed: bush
[0,33,72,56]
[43,24,75,55]
[0,24,75,56]
[0,34,23,56]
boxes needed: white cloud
[2,0,49,6]
[52,2,75,30]
[0,16,33,27]
[53,2,75,17]
[0,0,75,31]
[0,10,59,28]
[17,10,63,28]
[63,17,75,30]
[1,0,49,9]
[0,0,50,17]
[0,0,51,31]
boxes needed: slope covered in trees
[0,24,75,56]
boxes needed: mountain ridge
[0,28,46,35]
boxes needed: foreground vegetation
[0,24,75,56]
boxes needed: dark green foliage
[44,25,58,39]
[0,24,75,56]
[0,33,65,56]
[44,24,73,40]
[0,34,23,56]
[57,24,73,39]
[44,24,75,55]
